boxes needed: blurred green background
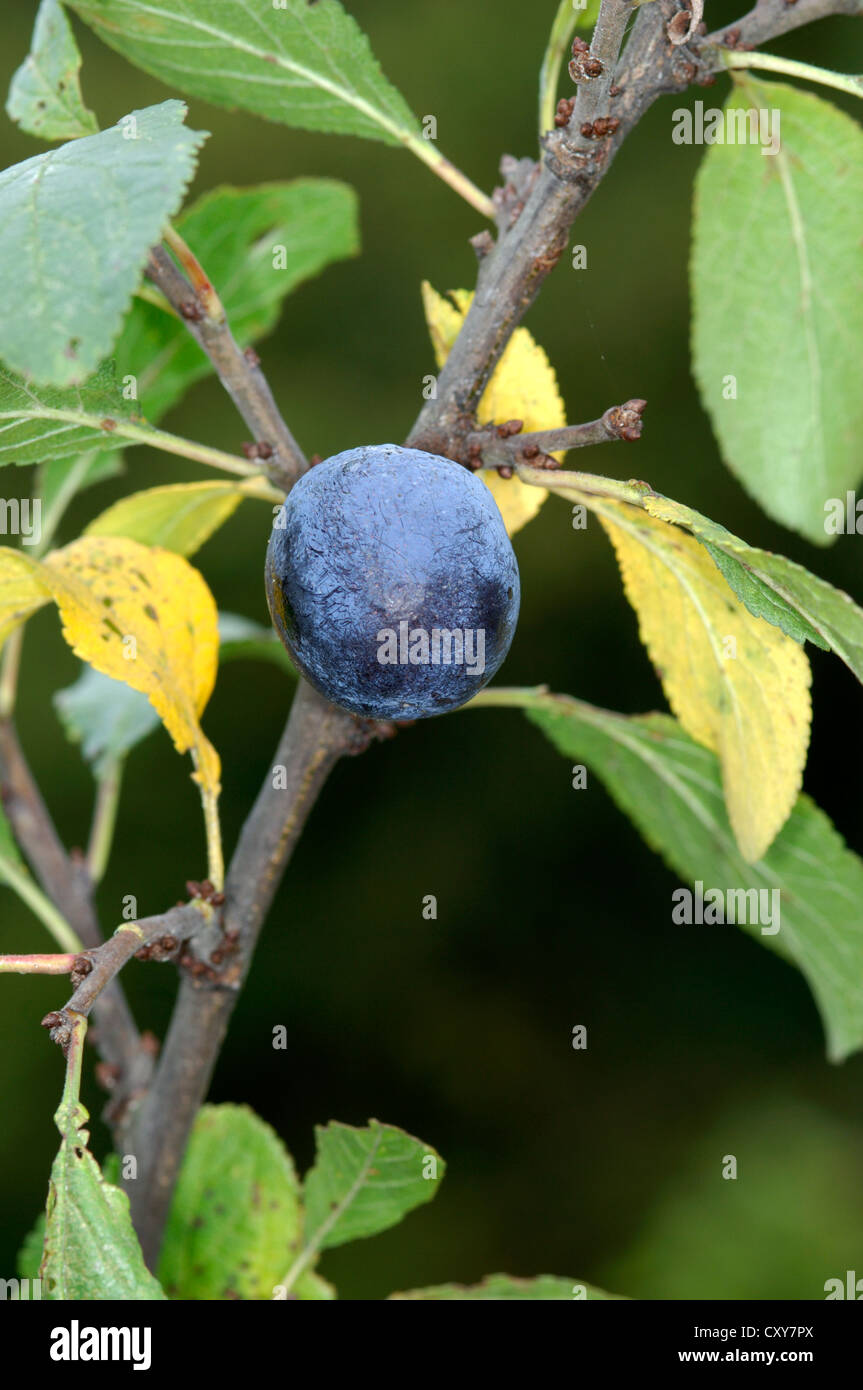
[2,1,863,1300]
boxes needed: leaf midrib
[85,0,417,143]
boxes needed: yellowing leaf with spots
[557,493,810,862]
[43,537,223,883]
[0,548,51,648]
[85,480,248,557]
[421,282,565,534]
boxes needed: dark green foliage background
[1,1,862,1299]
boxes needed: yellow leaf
[558,494,811,862]
[43,537,223,883]
[0,547,51,649]
[421,282,566,535]
[85,481,248,557]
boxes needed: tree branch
[464,399,647,469]
[0,718,151,1135]
[407,0,862,458]
[40,904,210,1041]
[127,680,374,1267]
[145,243,307,492]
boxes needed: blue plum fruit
[265,443,520,719]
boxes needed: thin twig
[0,953,79,975]
[464,399,647,468]
[146,244,307,492]
[0,719,150,1133]
[162,225,225,321]
[0,720,103,951]
[41,904,210,1037]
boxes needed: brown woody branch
[145,243,307,492]
[464,399,647,470]
[0,718,150,1131]
[407,0,863,459]
[40,903,210,1046]
[127,680,376,1268]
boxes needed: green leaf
[644,493,863,682]
[0,100,207,386]
[701,541,827,649]
[69,0,421,146]
[42,1099,165,1299]
[520,696,863,1062]
[691,80,863,543]
[159,1104,303,1301]
[580,494,812,865]
[219,611,297,678]
[117,181,359,423]
[54,665,160,778]
[17,1151,121,1283]
[292,1270,337,1301]
[6,0,99,141]
[0,362,128,467]
[85,480,246,555]
[391,1273,624,1300]
[301,1120,443,1254]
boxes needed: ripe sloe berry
[265,444,520,719]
